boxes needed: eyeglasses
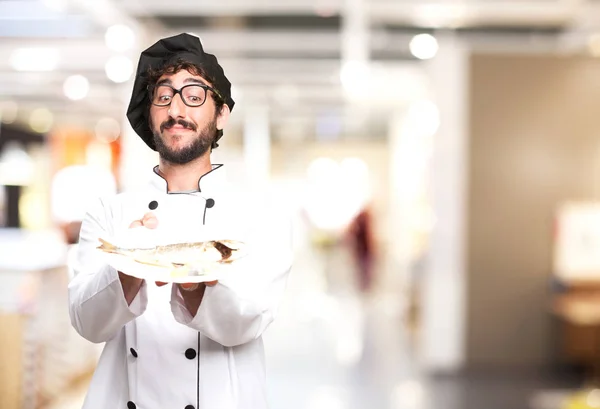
[150,84,223,108]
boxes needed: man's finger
[143,211,156,220]
[144,219,158,229]
[155,281,168,287]
[129,220,143,228]
[205,280,218,287]
[142,213,159,229]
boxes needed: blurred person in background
[68,33,293,409]
[346,204,376,293]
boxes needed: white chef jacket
[68,164,293,409]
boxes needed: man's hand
[121,211,218,315]
[155,280,218,317]
[129,212,159,229]
[165,281,218,317]
[156,280,218,289]
[118,212,159,305]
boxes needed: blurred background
[4,0,600,408]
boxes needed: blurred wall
[467,53,600,368]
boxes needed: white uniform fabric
[68,164,293,409]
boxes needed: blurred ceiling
[1,0,600,142]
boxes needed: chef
[68,33,293,409]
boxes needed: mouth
[161,119,197,133]
[166,125,191,132]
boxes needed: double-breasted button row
[147,199,215,210]
[129,347,197,359]
[125,347,197,409]
[127,402,195,409]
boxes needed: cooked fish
[97,238,246,270]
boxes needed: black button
[148,200,158,210]
[127,402,136,409]
[185,405,195,409]
[130,348,138,358]
[185,348,197,360]
[205,198,215,208]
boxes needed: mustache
[160,118,197,132]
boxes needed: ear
[216,104,231,131]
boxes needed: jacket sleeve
[68,197,148,343]
[170,202,293,347]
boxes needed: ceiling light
[10,48,60,72]
[409,34,439,60]
[105,25,135,52]
[105,55,133,83]
[63,75,90,101]
[29,108,54,133]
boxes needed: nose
[168,93,186,119]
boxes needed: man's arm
[170,204,293,347]
[68,198,152,343]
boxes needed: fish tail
[97,238,122,254]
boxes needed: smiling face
[149,68,229,165]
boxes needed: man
[68,33,293,409]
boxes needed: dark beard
[152,117,216,165]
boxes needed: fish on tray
[97,238,247,277]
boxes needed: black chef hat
[126,33,235,151]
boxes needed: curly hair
[146,59,225,149]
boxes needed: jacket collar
[149,164,226,195]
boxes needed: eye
[154,85,174,104]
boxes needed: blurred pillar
[341,0,371,131]
[419,33,469,372]
[243,105,270,188]
[388,107,431,288]
[342,0,369,64]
